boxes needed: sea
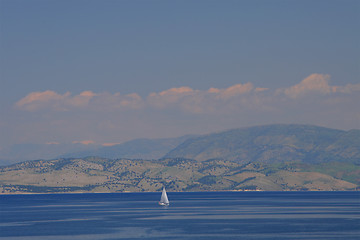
[0,191,359,240]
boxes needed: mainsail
[159,187,169,205]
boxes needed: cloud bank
[16,73,359,114]
[16,90,143,112]
[11,74,360,145]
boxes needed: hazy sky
[1,0,359,148]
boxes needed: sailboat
[158,186,170,206]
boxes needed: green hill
[164,124,360,163]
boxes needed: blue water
[0,191,359,239]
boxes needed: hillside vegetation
[0,157,358,193]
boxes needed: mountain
[60,135,196,160]
[0,157,358,194]
[164,124,360,163]
[1,124,359,194]
[3,124,358,166]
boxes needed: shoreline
[1,189,359,195]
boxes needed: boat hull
[158,202,169,206]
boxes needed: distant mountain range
[165,124,360,163]
[1,124,359,193]
[1,124,359,166]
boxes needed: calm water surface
[0,191,359,239]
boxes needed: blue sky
[0,0,359,153]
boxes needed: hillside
[0,157,358,194]
[164,124,360,163]
[3,124,358,166]
[1,124,359,194]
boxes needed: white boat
[158,187,169,206]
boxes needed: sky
[0,0,359,152]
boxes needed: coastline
[1,189,359,195]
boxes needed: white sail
[159,187,169,205]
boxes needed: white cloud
[147,83,256,113]
[119,93,143,109]
[8,74,360,149]
[282,74,360,99]
[67,91,97,107]
[255,87,269,92]
[283,74,332,98]
[72,140,95,145]
[209,83,253,99]
[148,87,197,109]
[16,90,71,111]
[102,142,121,147]
[15,90,143,112]
[14,74,360,120]
[157,86,194,96]
[332,83,360,94]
